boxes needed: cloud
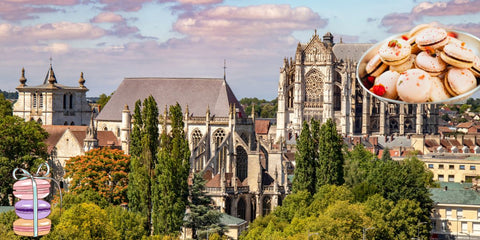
[99,0,153,12]
[31,43,70,54]
[173,4,327,46]
[381,0,480,33]
[177,0,222,4]
[0,22,106,43]
[0,0,81,21]
[91,12,125,23]
[333,33,360,43]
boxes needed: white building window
[442,221,447,232]
[462,222,468,233]
[446,208,452,218]
[457,208,463,218]
[473,223,480,233]
[438,175,444,182]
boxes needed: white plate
[356,30,480,104]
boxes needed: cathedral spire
[223,59,227,80]
[19,68,27,87]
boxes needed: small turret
[323,32,334,46]
[48,64,56,85]
[121,104,131,155]
[78,72,86,88]
[19,68,27,87]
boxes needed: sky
[0,0,479,100]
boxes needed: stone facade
[13,66,91,126]
[96,78,288,222]
[276,31,439,142]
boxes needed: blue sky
[0,0,479,100]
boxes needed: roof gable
[96,78,243,121]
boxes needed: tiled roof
[0,206,14,213]
[220,213,247,226]
[71,130,120,147]
[332,43,373,62]
[255,120,270,135]
[42,125,87,153]
[205,173,242,188]
[430,182,480,205]
[96,78,244,121]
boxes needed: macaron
[407,36,421,54]
[390,54,416,73]
[13,179,50,199]
[416,27,448,50]
[444,67,477,96]
[396,69,432,103]
[447,36,464,46]
[415,51,447,76]
[378,39,411,66]
[366,54,388,77]
[440,43,475,69]
[373,70,400,99]
[408,24,431,38]
[13,218,51,237]
[429,76,451,102]
[15,200,51,219]
[469,55,480,77]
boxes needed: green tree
[292,121,316,194]
[106,205,148,240]
[97,92,113,111]
[184,173,222,238]
[65,148,130,205]
[0,93,12,117]
[381,147,392,161]
[0,116,48,205]
[153,103,190,235]
[316,118,344,188]
[127,96,159,234]
[44,203,120,240]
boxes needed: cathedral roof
[332,43,373,62]
[96,78,244,121]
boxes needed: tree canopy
[65,148,130,205]
[0,115,48,205]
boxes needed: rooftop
[430,182,480,205]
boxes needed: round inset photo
[357,25,480,104]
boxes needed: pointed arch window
[213,128,227,173]
[237,197,246,220]
[63,94,67,109]
[39,93,43,108]
[305,69,323,104]
[33,92,37,108]
[262,196,271,216]
[69,94,73,109]
[192,129,204,171]
[236,146,248,182]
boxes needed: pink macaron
[416,27,448,50]
[396,69,432,103]
[469,55,480,77]
[440,43,475,69]
[13,179,50,199]
[415,51,447,76]
[378,39,411,66]
[444,67,477,96]
[374,70,400,99]
[366,54,388,77]
[390,54,415,73]
[429,76,451,102]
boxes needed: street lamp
[416,222,427,240]
[363,227,375,240]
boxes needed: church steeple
[19,68,27,87]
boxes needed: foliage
[127,96,159,234]
[53,189,110,210]
[0,115,48,205]
[239,97,277,118]
[0,90,18,100]
[380,147,392,161]
[292,121,316,194]
[184,173,222,239]
[0,93,12,117]
[0,210,23,240]
[44,203,120,240]
[65,148,130,205]
[316,118,344,188]
[97,92,113,111]
[106,205,149,240]
[441,113,451,122]
[153,103,190,235]
[241,185,429,240]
